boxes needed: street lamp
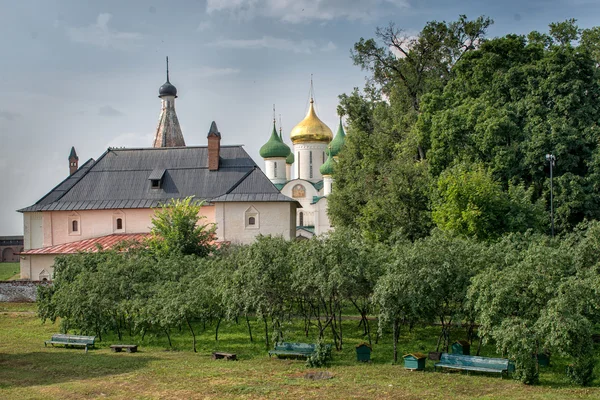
[545,153,556,237]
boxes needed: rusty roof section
[19,233,149,255]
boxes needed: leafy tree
[148,197,216,257]
[419,20,600,234]
[432,162,546,239]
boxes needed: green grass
[0,303,599,399]
[0,262,19,280]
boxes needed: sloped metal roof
[19,233,149,255]
[19,146,296,212]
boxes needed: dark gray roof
[19,146,298,212]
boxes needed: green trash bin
[403,353,427,370]
[451,340,470,355]
[356,343,372,362]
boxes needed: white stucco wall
[22,206,216,250]
[314,198,332,236]
[20,254,57,280]
[264,157,287,184]
[293,142,328,182]
[280,179,322,227]
[214,202,297,244]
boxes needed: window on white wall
[309,151,313,179]
[68,213,81,236]
[245,206,259,229]
[113,211,125,233]
[274,162,277,178]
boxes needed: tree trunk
[245,314,253,342]
[165,329,172,348]
[263,316,270,350]
[393,318,400,364]
[215,318,222,342]
[186,317,197,353]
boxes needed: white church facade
[260,97,345,239]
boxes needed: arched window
[274,162,277,178]
[72,220,78,232]
[116,218,123,230]
[245,206,259,229]
[309,151,313,179]
[68,213,81,236]
[299,212,304,226]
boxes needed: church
[259,96,345,239]
[18,62,311,281]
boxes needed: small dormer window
[148,168,166,189]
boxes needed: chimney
[68,146,79,176]
[207,121,221,171]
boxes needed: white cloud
[321,41,337,52]
[211,36,323,54]
[197,21,212,32]
[206,0,409,23]
[66,13,143,50]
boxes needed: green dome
[279,129,293,163]
[326,118,346,157]
[320,152,336,176]
[286,151,295,165]
[260,123,290,158]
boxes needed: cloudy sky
[1,0,599,235]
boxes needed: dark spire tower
[68,146,79,176]
[152,57,186,148]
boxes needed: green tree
[419,20,600,234]
[432,162,546,239]
[148,197,216,257]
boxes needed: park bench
[268,342,331,359]
[110,344,138,353]
[434,353,513,377]
[212,352,237,361]
[44,334,95,353]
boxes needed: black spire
[159,56,177,97]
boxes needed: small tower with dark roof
[152,57,186,148]
[68,146,79,176]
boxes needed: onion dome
[279,128,293,163]
[326,118,346,157]
[286,151,295,165]
[159,56,177,97]
[159,81,177,97]
[260,122,290,158]
[290,99,333,144]
[320,151,336,176]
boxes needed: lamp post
[546,153,556,237]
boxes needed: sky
[1,0,600,235]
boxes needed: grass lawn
[0,302,599,400]
[0,263,19,280]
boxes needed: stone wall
[0,281,48,302]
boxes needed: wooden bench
[268,342,331,359]
[110,344,138,353]
[212,352,236,361]
[44,334,95,353]
[434,353,513,377]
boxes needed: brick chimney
[68,146,79,176]
[207,121,221,171]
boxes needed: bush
[306,340,332,368]
[566,356,595,386]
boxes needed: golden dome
[290,99,333,144]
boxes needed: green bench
[268,342,330,359]
[434,353,513,377]
[44,334,96,353]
